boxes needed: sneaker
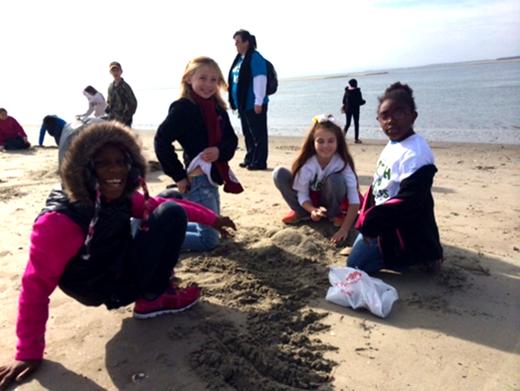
[133,284,201,319]
[247,164,267,171]
[354,139,362,144]
[282,210,308,225]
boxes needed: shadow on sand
[18,360,105,391]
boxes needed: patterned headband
[312,114,336,124]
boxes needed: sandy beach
[0,134,519,391]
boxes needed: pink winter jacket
[15,192,217,360]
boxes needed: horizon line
[281,55,520,82]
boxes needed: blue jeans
[183,175,220,251]
[131,176,221,253]
[347,233,384,273]
[132,218,219,253]
[185,175,220,213]
[181,222,219,252]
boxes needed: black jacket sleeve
[154,100,189,182]
[358,90,366,105]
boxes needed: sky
[1,0,519,126]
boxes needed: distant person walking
[106,61,137,127]
[228,29,269,170]
[341,78,366,144]
[0,108,30,151]
[77,85,107,119]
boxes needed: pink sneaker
[282,210,309,225]
[133,284,201,319]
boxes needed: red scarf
[192,93,243,194]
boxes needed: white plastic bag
[325,267,398,318]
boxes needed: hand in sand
[0,360,41,390]
[213,216,237,237]
[310,207,327,222]
[331,227,348,245]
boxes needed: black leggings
[107,202,187,308]
[344,108,360,140]
[4,136,29,150]
[130,202,187,295]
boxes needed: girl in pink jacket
[0,121,235,388]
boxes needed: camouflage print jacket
[106,78,137,126]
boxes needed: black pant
[344,108,360,140]
[128,202,187,296]
[4,136,29,150]
[239,105,268,168]
[107,202,187,308]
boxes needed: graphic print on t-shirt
[372,159,392,203]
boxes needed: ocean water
[25,59,520,145]
[263,59,520,144]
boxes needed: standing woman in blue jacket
[228,29,269,170]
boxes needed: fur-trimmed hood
[60,121,147,205]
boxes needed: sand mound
[178,226,338,389]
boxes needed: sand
[0,134,519,391]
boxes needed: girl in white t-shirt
[273,114,360,245]
[348,82,443,273]
[77,85,107,119]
